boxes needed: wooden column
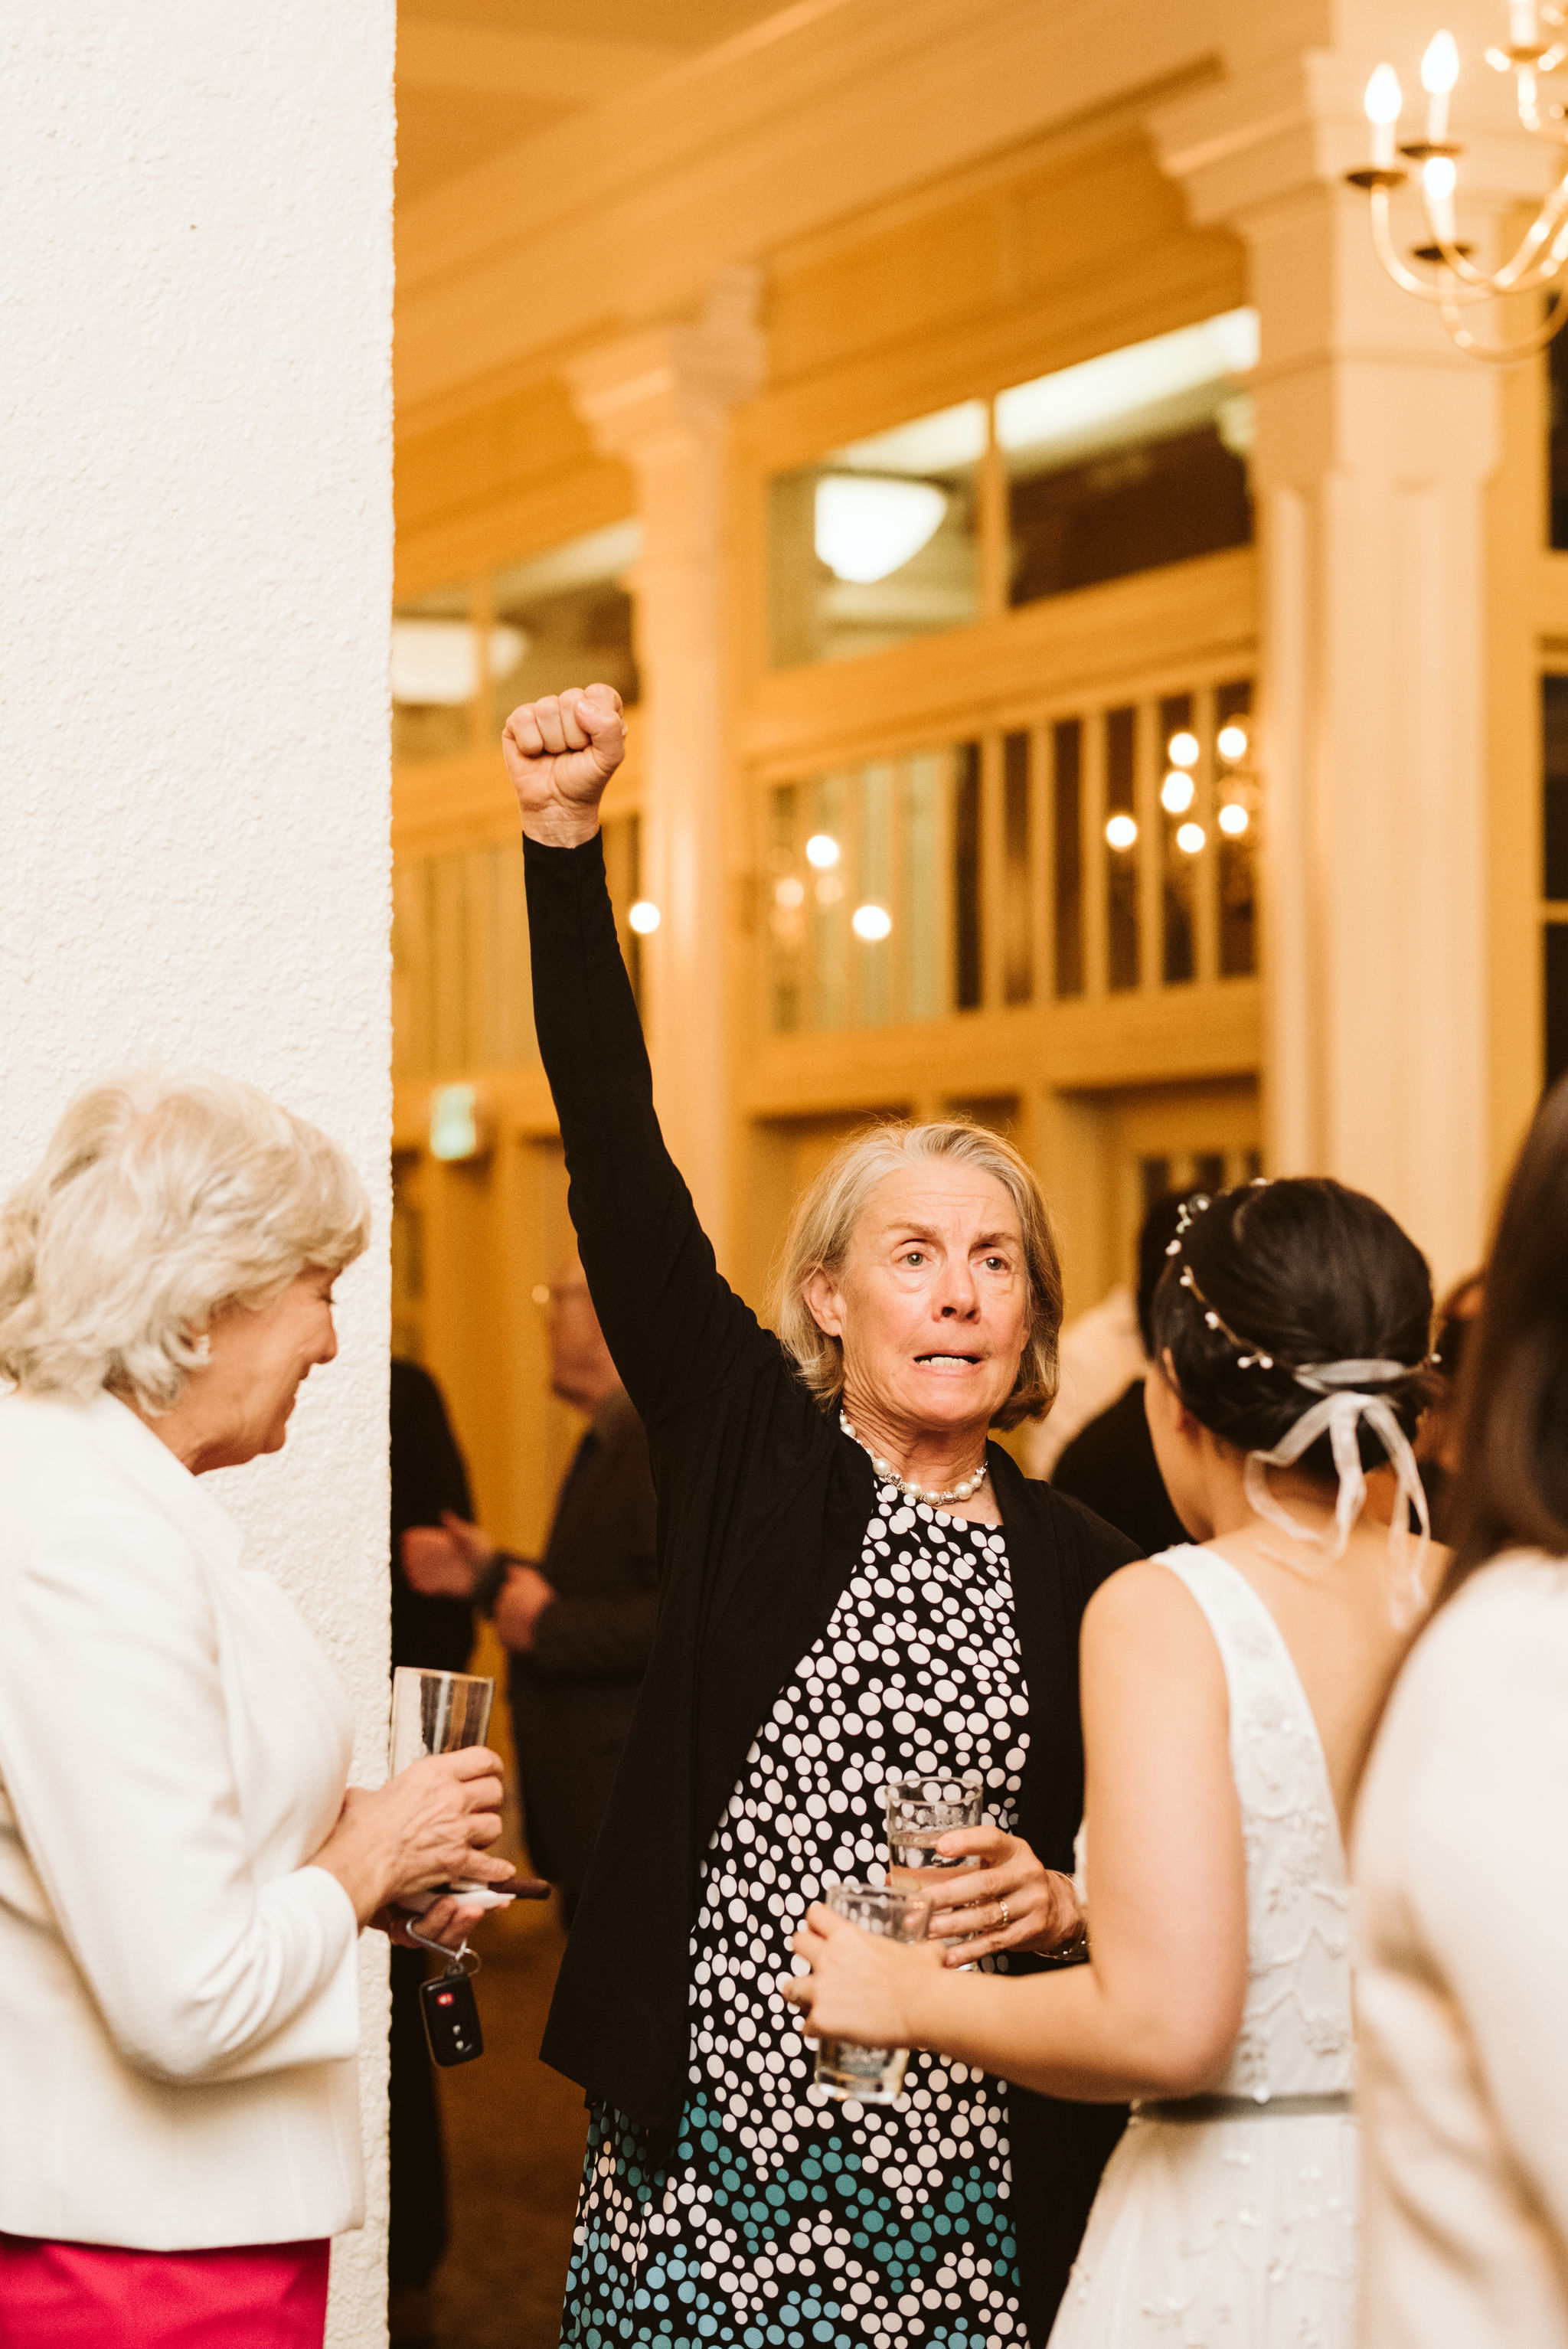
[568,271,765,1266]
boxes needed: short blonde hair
[0,1072,371,1410]
[773,1119,1062,1432]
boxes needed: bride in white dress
[787,1175,1447,2347]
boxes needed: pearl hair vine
[1158,1178,1437,1626]
[1161,1182,1435,1390]
[1163,1188,1279,1370]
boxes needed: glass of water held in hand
[387,1668,497,1912]
[886,1771,985,1947]
[388,1667,495,1772]
[812,1881,933,2104]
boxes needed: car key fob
[420,1965,484,2066]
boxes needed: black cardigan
[526,831,1137,2338]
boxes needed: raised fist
[502,684,626,848]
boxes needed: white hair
[772,1119,1063,1432]
[0,1072,371,1410]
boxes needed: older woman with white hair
[0,1073,511,2349]
[501,684,1139,2349]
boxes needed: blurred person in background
[1412,1269,1484,1544]
[388,1358,476,2347]
[1356,1085,1568,2347]
[0,1073,508,2349]
[403,1255,658,1925]
[1050,1194,1186,1555]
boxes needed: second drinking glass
[886,1769,984,1946]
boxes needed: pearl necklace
[838,1409,990,1508]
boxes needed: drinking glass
[388,1668,497,1910]
[812,1880,933,2104]
[886,1770,985,1946]
[388,1667,495,1773]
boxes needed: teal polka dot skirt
[559,1492,1028,2348]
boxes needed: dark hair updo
[1147,1177,1436,1483]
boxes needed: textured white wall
[0,7,395,2343]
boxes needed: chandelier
[1347,2,1568,360]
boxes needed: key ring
[403,1921,482,1977]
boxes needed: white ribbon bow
[1242,1358,1431,1627]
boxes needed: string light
[1161,771,1195,815]
[1217,802,1250,837]
[851,903,893,940]
[1168,731,1200,767]
[1217,723,1249,761]
[805,834,841,869]
[1105,813,1138,851]
[1176,822,1206,855]
[628,900,661,934]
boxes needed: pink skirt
[0,2233,329,2347]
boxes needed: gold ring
[998,1899,1010,1929]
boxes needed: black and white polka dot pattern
[563,1485,1031,2349]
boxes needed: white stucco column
[1155,31,1540,1286]
[2,12,394,2343]
[568,273,766,1263]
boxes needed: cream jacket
[1355,1551,1568,2348]
[0,1390,364,2249]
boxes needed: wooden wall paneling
[737,549,1256,780]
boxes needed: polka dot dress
[561,1484,1032,2349]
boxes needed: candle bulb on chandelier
[1423,153,1459,240]
[1421,30,1460,141]
[1510,0,1539,46]
[1364,63,1403,167]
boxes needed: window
[393,521,641,766]
[766,310,1256,670]
[1544,675,1568,1081]
[999,311,1257,605]
[1550,326,1568,550]
[769,403,984,668]
[488,521,640,733]
[766,749,972,1032]
[1052,720,1084,999]
[390,583,480,765]
[761,677,1256,1035]
[392,812,645,1079]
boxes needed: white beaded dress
[1049,1546,1357,2349]
[561,1485,1032,2349]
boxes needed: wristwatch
[470,1548,528,1619]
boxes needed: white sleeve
[1403,1605,1568,2247]
[0,1497,360,2085]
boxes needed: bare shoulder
[1083,1556,1227,1688]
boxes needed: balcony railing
[762,679,1257,1035]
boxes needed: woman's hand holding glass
[311,1748,510,1946]
[786,1903,945,2051]
[910,1825,1083,1965]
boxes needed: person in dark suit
[1050,1192,1187,1555]
[387,1357,476,2345]
[401,1260,658,1924]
